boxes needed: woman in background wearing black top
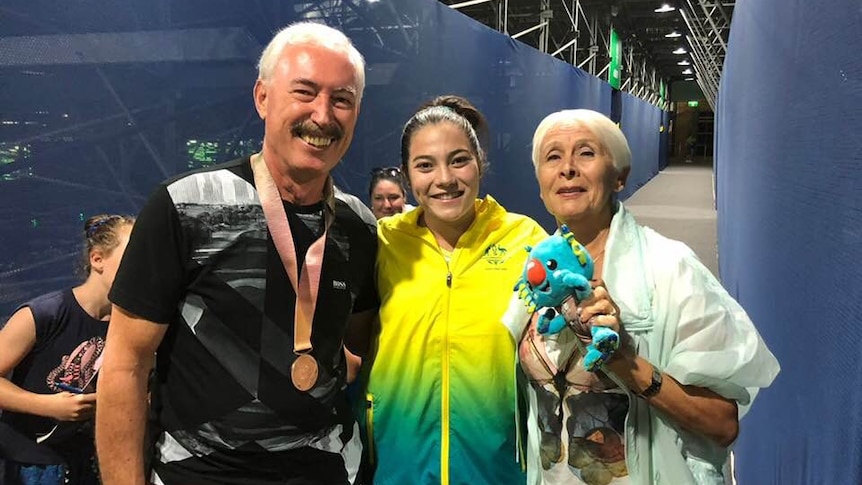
[0,214,134,485]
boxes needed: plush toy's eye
[546,259,558,270]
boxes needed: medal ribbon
[251,154,332,357]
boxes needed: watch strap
[636,365,663,399]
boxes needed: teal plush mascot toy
[514,225,619,372]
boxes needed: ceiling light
[654,3,676,13]
[677,60,690,65]
[665,31,682,38]
[672,47,687,54]
[685,77,695,81]
[682,68,693,75]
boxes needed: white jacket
[503,202,780,485]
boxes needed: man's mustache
[291,120,343,141]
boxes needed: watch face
[639,366,662,398]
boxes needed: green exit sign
[687,100,699,107]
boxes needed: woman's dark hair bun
[419,95,488,148]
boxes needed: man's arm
[343,309,376,383]
[96,305,166,485]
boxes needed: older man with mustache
[96,22,378,485]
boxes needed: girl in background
[0,214,134,485]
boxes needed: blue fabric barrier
[619,91,661,200]
[717,0,862,483]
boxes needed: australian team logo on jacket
[483,244,508,267]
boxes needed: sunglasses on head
[86,215,124,238]
[370,166,401,178]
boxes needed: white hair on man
[531,109,632,174]
[257,21,366,102]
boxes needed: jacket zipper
[441,255,452,485]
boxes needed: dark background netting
[716,0,862,483]
[0,0,665,320]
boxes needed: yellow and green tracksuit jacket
[363,196,547,485]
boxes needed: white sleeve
[501,292,531,341]
[653,243,780,417]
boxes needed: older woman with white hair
[503,109,780,485]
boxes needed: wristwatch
[636,365,663,399]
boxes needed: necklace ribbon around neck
[251,154,332,392]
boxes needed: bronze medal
[291,353,319,391]
[252,155,330,395]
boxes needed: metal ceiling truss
[446,0,739,111]
[679,0,732,110]
[448,0,668,110]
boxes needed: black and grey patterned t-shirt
[110,157,378,484]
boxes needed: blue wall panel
[717,0,862,483]
[619,91,661,200]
